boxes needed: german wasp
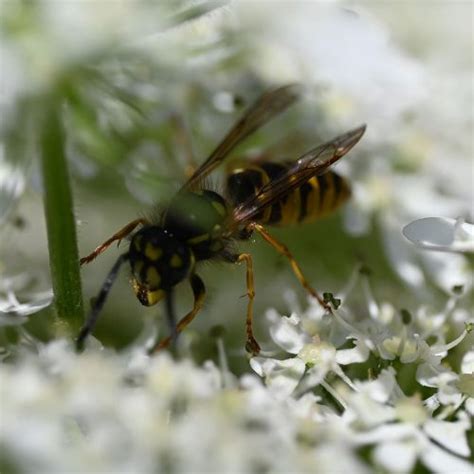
[77,84,366,355]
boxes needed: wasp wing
[231,124,366,226]
[181,84,301,191]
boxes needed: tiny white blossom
[249,356,306,400]
[0,271,52,326]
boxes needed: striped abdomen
[226,162,351,226]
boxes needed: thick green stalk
[40,102,83,334]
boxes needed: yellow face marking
[211,200,227,217]
[170,254,183,268]
[146,289,165,306]
[145,243,163,261]
[187,233,210,245]
[132,279,164,306]
[146,266,161,288]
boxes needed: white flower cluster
[1,340,363,474]
[252,265,473,472]
[1,261,472,473]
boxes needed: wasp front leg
[76,253,130,351]
[80,218,149,265]
[148,274,206,354]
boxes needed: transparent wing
[231,124,367,226]
[181,84,301,191]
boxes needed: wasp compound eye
[129,227,193,295]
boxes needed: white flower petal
[424,417,470,457]
[346,393,396,428]
[465,398,474,416]
[373,440,419,473]
[352,422,419,445]
[298,342,337,368]
[249,357,306,400]
[354,368,402,404]
[403,217,474,253]
[336,338,370,365]
[268,311,308,354]
[420,250,473,293]
[421,440,473,474]
[416,363,455,388]
[461,351,474,374]
[395,397,428,425]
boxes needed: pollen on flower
[394,396,428,425]
[298,342,336,367]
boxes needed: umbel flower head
[250,262,473,472]
[1,258,472,473]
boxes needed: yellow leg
[236,253,261,355]
[250,223,332,313]
[148,274,206,354]
[80,218,149,265]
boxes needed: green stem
[40,101,83,335]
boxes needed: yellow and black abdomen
[226,162,351,226]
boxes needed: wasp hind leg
[80,218,149,265]
[148,274,206,354]
[224,252,261,356]
[250,223,332,314]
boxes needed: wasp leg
[250,223,332,313]
[164,289,178,351]
[76,253,129,352]
[148,273,206,354]
[80,218,149,265]
[227,252,260,355]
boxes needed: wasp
[76,84,366,355]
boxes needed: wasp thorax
[129,227,193,293]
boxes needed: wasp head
[129,226,194,306]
